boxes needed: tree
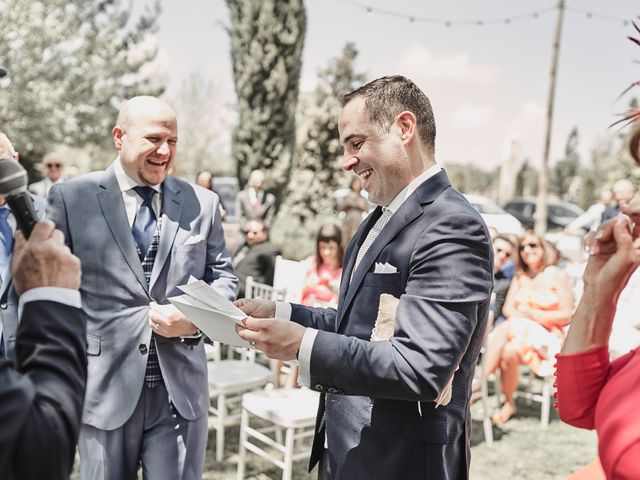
[171,71,234,178]
[445,163,499,197]
[514,160,539,198]
[550,127,580,201]
[226,0,306,209]
[0,0,163,177]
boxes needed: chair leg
[216,393,226,462]
[541,376,551,429]
[282,427,295,480]
[480,373,494,445]
[237,408,249,480]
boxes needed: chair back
[273,255,307,303]
[245,276,287,301]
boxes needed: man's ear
[112,126,124,150]
[396,111,417,144]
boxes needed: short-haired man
[28,152,65,198]
[48,96,238,479]
[0,132,47,361]
[601,179,636,224]
[235,169,276,225]
[236,76,493,480]
[232,219,281,298]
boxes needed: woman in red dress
[556,209,640,479]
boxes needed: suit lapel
[97,167,148,293]
[337,170,452,329]
[149,177,182,289]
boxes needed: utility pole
[535,0,565,235]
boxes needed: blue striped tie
[132,186,156,257]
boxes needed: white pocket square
[184,234,204,245]
[374,262,398,274]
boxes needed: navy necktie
[131,186,157,256]
[0,208,14,258]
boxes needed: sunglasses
[45,163,62,168]
[520,242,541,251]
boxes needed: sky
[148,0,639,171]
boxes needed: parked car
[503,197,585,231]
[463,194,524,235]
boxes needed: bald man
[601,179,636,224]
[47,96,238,479]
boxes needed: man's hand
[149,303,198,338]
[234,298,276,318]
[235,317,305,361]
[11,220,81,294]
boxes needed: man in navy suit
[237,76,493,480]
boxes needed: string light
[340,1,632,28]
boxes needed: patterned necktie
[353,208,393,273]
[0,208,14,258]
[131,186,157,258]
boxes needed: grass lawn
[72,394,597,479]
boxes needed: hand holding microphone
[0,157,39,237]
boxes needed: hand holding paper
[149,302,198,338]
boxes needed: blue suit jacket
[291,171,493,480]
[47,167,238,430]
[0,194,47,362]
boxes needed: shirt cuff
[275,301,292,320]
[18,287,81,320]
[297,327,318,388]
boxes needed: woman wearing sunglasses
[482,231,574,424]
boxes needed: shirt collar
[114,157,162,194]
[384,163,442,214]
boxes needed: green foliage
[271,43,366,258]
[550,127,580,201]
[445,163,499,196]
[226,0,306,209]
[0,0,163,177]
[514,160,539,197]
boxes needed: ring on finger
[250,341,256,347]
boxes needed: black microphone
[0,67,6,78]
[0,158,38,237]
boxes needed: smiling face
[339,96,412,206]
[113,97,177,186]
[518,233,545,270]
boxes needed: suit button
[0,303,7,309]
[314,384,323,391]
[327,387,337,394]
[139,344,148,354]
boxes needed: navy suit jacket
[0,300,87,480]
[291,171,493,480]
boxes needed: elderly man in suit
[28,151,65,198]
[235,169,276,225]
[47,96,238,480]
[236,76,493,480]
[0,132,47,361]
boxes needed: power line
[340,1,632,27]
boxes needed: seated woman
[276,224,344,388]
[482,230,574,424]
[300,224,344,307]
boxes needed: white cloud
[450,104,493,128]
[395,43,501,84]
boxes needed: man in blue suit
[237,76,493,480]
[48,96,237,479]
[0,132,47,362]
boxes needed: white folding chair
[245,275,287,302]
[207,349,272,461]
[237,388,320,480]
[272,255,307,303]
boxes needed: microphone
[0,68,6,78]
[0,158,38,237]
